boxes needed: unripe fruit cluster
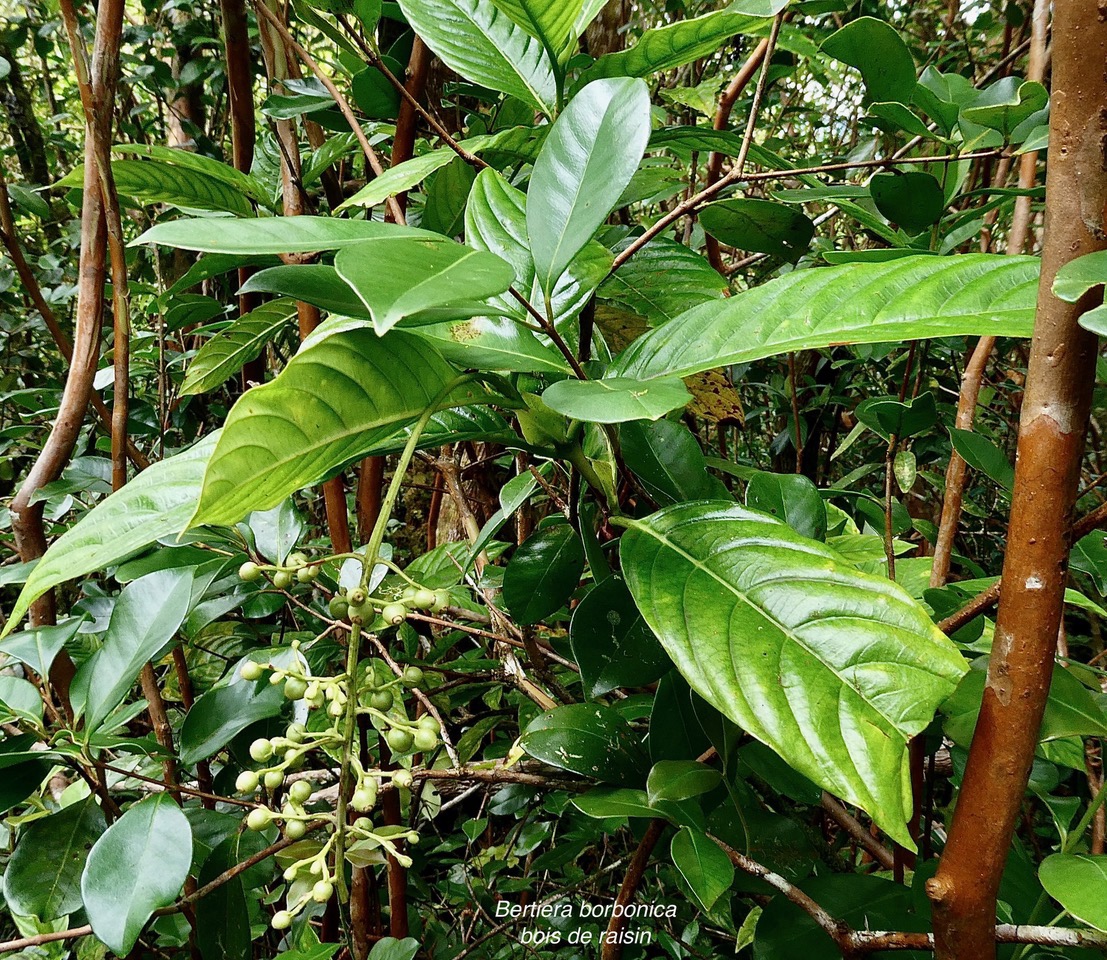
[238,551,321,593]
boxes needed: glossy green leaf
[582,5,779,81]
[821,17,916,104]
[1040,854,1107,932]
[670,826,734,911]
[492,0,584,64]
[134,215,437,255]
[81,793,193,955]
[528,77,651,295]
[648,760,722,804]
[866,101,937,138]
[870,172,945,234]
[195,832,253,960]
[614,255,1039,381]
[913,67,976,136]
[573,787,660,820]
[949,427,1014,491]
[619,501,968,846]
[182,300,296,396]
[3,798,107,920]
[351,62,401,120]
[58,159,254,216]
[962,78,1048,138]
[521,703,649,785]
[71,568,194,733]
[620,419,730,505]
[395,0,556,115]
[3,434,217,638]
[368,938,420,960]
[179,670,286,766]
[0,676,43,725]
[0,619,81,681]
[1053,250,1107,336]
[502,523,585,624]
[570,576,670,698]
[334,238,514,335]
[113,144,269,205]
[700,198,815,262]
[190,330,487,528]
[745,471,827,541]
[600,237,727,325]
[0,758,50,815]
[856,392,937,441]
[422,157,477,237]
[542,376,691,423]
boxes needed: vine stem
[333,378,476,900]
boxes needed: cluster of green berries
[238,551,319,591]
[327,583,449,626]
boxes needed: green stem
[332,377,473,901]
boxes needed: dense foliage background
[1,0,1106,957]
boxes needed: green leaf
[0,619,81,681]
[195,833,253,960]
[573,787,660,820]
[134,215,437,255]
[422,157,477,237]
[81,794,193,955]
[491,0,584,67]
[870,172,945,234]
[395,0,556,115]
[334,238,515,335]
[913,67,976,136]
[962,78,1048,139]
[190,330,487,528]
[855,392,937,441]
[620,419,730,505]
[521,702,649,785]
[600,237,727,325]
[528,77,651,296]
[866,101,938,139]
[182,300,296,396]
[670,826,734,911]
[570,576,670,697]
[541,376,691,424]
[112,144,269,205]
[1040,854,1107,932]
[58,160,254,216]
[70,568,194,734]
[619,501,968,846]
[821,17,916,105]
[614,255,1039,382]
[949,427,1014,491]
[179,670,286,766]
[0,676,44,725]
[699,198,815,262]
[1052,250,1107,335]
[367,938,421,960]
[2,798,107,920]
[3,434,217,638]
[502,523,585,624]
[745,471,827,541]
[648,760,722,804]
[582,5,780,81]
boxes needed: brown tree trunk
[927,1,1107,955]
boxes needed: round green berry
[312,880,334,903]
[271,910,293,930]
[289,779,313,804]
[288,552,309,569]
[328,595,349,619]
[264,770,284,790]
[284,819,306,840]
[401,666,424,688]
[239,561,263,582]
[417,714,439,732]
[406,831,420,845]
[273,570,293,590]
[401,585,418,602]
[284,677,308,700]
[240,660,264,682]
[236,770,260,794]
[246,807,270,831]
[249,738,274,762]
[386,727,415,754]
[296,565,317,583]
[413,728,438,753]
[347,600,372,624]
[430,589,448,612]
[353,816,373,833]
[346,587,367,607]
[412,588,436,609]
[285,722,307,744]
[382,602,407,626]
[351,787,376,812]
[392,769,413,789]
[369,688,394,711]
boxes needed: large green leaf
[182,300,297,396]
[59,159,254,216]
[502,523,585,624]
[521,703,649,785]
[699,198,815,262]
[112,144,270,206]
[70,568,194,734]
[334,238,515,335]
[179,668,287,766]
[821,17,916,105]
[614,254,1039,381]
[492,0,583,65]
[528,78,651,296]
[670,825,734,911]
[582,4,780,81]
[1040,854,1107,932]
[542,376,691,423]
[396,0,556,115]
[0,619,82,681]
[190,330,487,528]
[618,501,968,846]
[600,237,727,325]
[81,794,193,955]
[2,797,107,920]
[2,434,217,638]
[134,216,436,255]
